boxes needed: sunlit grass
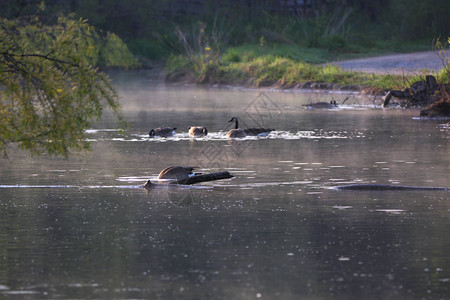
[166,49,430,91]
[222,44,332,64]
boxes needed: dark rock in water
[410,80,426,94]
[425,75,439,92]
[390,90,410,99]
[420,98,450,117]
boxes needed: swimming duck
[188,126,208,137]
[149,127,177,137]
[226,117,274,138]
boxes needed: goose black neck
[234,118,239,129]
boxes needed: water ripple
[92,129,365,142]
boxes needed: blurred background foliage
[1,0,448,63]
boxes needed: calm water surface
[1,71,449,299]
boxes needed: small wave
[85,128,123,133]
[226,180,312,189]
[107,129,363,142]
[0,183,213,190]
[332,205,353,210]
[0,185,80,188]
[412,116,450,121]
[375,209,405,214]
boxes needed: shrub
[99,32,139,68]
[222,49,241,63]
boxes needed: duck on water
[149,127,177,137]
[226,117,274,138]
[143,166,234,189]
[188,126,208,137]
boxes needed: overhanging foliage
[0,15,128,157]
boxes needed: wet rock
[420,97,450,117]
[426,75,439,92]
[390,90,410,98]
[410,80,426,94]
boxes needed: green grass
[165,49,428,90]
[222,44,332,64]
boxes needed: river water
[0,71,449,299]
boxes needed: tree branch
[1,52,79,67]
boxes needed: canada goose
[143,166,234,188]
[303,101,338,109]
[188,126,208,137]
[158,166,197,181]
[226,117,274,138]
[149,127,177,137]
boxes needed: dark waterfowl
[143,166,234,188]
[303,100,338,109]
[149,127,177,137]
[157,166,196,181]
[189,126,208,137]
[226,117,274,138]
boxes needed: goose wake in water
[303,101,338,109]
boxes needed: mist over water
[0,71,449,299]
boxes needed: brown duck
[188,126,208,137]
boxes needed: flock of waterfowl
[144,105,334,188]
[144,101,450,191]
[148,116,275,139]
[148,101,340,139]
[145,116,276,188]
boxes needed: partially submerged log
[177,171,234,185]
[385,75,440,107]
[419,91,450,117]
[143,166,234,189]
[383,75,450,117]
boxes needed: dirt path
[329,51,447,75]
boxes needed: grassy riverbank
[165,44,436,92]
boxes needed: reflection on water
[0,71,449,299]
